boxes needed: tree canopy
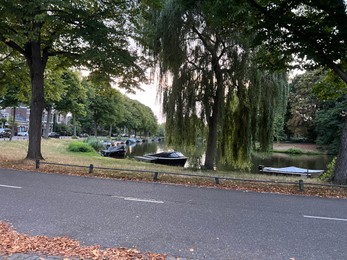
[148,0,288,169]
[0,0,146,159]
[247,0,347,82]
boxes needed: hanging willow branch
[151,0,288,170]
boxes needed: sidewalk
[1,254,183,260]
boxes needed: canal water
[124,140,333,173]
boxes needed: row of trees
[0,0,146,159]
[0,68,158,138]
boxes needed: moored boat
[258,165,324,177]
[101,145,126,158]
[135,151,188,167]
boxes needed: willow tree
[0,0,145,159]
[151,0,288,169]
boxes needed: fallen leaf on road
[0,222,167,259]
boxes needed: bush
[286,148,303,154]
[85,136,103,151]
[320,157,336,182]
[68,142,94,153]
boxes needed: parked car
[17,131,29,136]
[0,128,12,138]
[48,132,60,138]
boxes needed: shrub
[68,142,94,153]
[319,157,336,182]
[85,137,103,151]
[286,148,303,154]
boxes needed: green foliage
[0,0,147,159]
[319,157,336,182]
[0,50,31,107]
[156,123,165,137]
[84,137,103,152]
[77,78,158,137]
[315,97,347,154]
[286,71,321,141]
[285,148,303,155]
[68,142,94,153]
[313,69,347,100]
[248,0,347,74]
[149,0,288,170]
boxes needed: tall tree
[0,0,145,159]
[149,0,288,169]
[55,70,87,137]
[245,0,347,184]
[286,71,322,141]
[313,70,347,154]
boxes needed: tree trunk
[329,62,347,84]
[333,116,347,184]
[109,125,113,138]
[43,106,52,138]
[26,41,46,160]
[204,56,224,170]
[331,66,347,184]
[73,115,77,137]
[94,121,98,137]
[10,107,16,141]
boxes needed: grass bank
[0,138,346,198]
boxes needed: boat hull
[154,157,187,167]
[135,151,188,167]
[258,165,323,177]
[101,146,126,158]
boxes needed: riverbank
[273,142,322,153]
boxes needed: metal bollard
[153,172,159,181]
[35,159,40,169]
[89,164,94,174]
[299,180,304,192]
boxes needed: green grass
[0,138,329,185]
[272,148,323,155]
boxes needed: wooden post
[299,180,304,192]
[35,159,40,169]
[153,172,159,181]
[89,164,94,174]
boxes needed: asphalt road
[0,168,347,260]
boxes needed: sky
[122,82,165,124]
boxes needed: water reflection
[125,141,333,173]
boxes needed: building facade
[0,105,70,135]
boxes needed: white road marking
[0,184,22,189]
[112,195,164,204]
[304,215,347,222]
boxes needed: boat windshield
[168,152,184,158]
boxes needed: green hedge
[68,142,95,153]
[85,137,103,151]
